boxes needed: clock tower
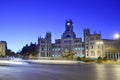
[62,19,76,39]
[65,19,73,32]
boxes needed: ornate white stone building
[38,19,84,58]
[38,32,52,57]
[38,19,120,59]
[84,29,120,59]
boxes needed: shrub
[81,58,94,62]
[97,56,103,63]
[103,57,108,61]
[0,55,5,58]
[76,57,81,61]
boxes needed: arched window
[66,35,71,38]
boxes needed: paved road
[0,62,120,80]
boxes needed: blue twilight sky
[0,0,120,52]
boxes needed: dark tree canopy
[20,43,38,57]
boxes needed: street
[0,62,120,80]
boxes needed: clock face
[67,22,70,26]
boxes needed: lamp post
[114,33,120,61]
[96,41,103,58]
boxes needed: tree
[76,57,81,61]
[19,43,38,58]
[97,56,103,63]
[6,49,15,57]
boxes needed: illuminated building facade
[0,41,7,57]
[38,19,84,58]
[84,29,120,59]
[38,19,119,59]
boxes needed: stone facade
[102,39,120,60]
[38,19,84,58]
[84,29,102,58]
[38,32,52,57]
[0,41,7,57]
[38,19,120,59]
[84,29,120,59]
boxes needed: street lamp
[115,33,120,39]
[96,41,103,57]
[114,33,120,62]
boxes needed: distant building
[38,19,120,59]
[0,41,7,57]
[102,39,120,60]
[38,19,84,58]
[84,29,120,59]
[84,29,102,58]
[38,32,52,57]
[52,19,84,58]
